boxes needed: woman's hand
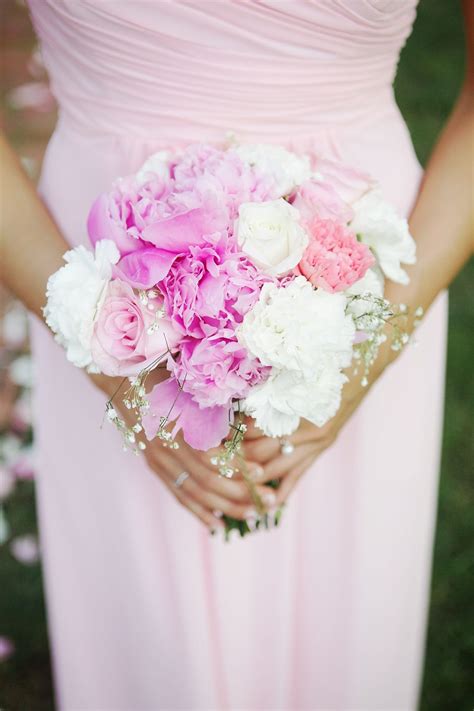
[241,343,392,507]
[90,372,277,531]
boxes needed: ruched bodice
[29,0,418,141]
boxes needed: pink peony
[113,195,229,290]
[171,143,276,219]
[159,239,269,339]
[172,336,269,408]
[142,376,231,451]
[296,218,375,293]
[87,175,171,255]
[91,281,180,377]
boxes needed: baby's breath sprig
[209,413,248,479]
[348,293,423,386]
[104,348,172,454]
[154,415,180,450]
[207,408,286,540]
[105,402,147,455]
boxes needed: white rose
[235,199,308,276]
[238,277,355,374]
[135,150,171,186]
[44,240,120,371]
[233,144,311,197]
[350,189,416,285]
[242,364,347,437]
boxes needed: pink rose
[91,280,180,377]
[296,218,375,293]
[291,180,354,223]
[172,336,269,408]
[290,156,374,223]
[311,155,374,204]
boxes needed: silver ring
[279,438,295,455]
[174,471,190,488]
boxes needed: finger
[242,436,280,464]
[290,420,333,447]
[242,416,265,440]
[191,455,278,508]
[259,443,318,483]
[180,450,257,504]
[274,455,316,507]
[179,473,258,521]
[172,486,225,533]
[147,450,224,531]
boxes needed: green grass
[0,0,472,709]
[394,2,474,708]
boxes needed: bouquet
[44,142,420,537]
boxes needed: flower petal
[142,377,231,451]
[114,248,177,288]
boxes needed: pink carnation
[296,218,375,293]
[91,281,180,377]
[172,336,269,408]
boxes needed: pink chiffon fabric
[27,1,447,709]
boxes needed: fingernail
[212,510,223,518]
[244,508,257,522]
[262,491,276,507]
[248,465,264,481]
[246,518,258,532]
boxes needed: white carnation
[242,365,347,437]
[235,199,308,276]
[233,143,311,197]
[135,150,171,186]
[242,376,300,438]
[238,277,355,375]
[44,240,120,371]
[350,189,416,285]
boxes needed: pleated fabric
[27,1,446,709]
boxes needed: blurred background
[0,0,472,709]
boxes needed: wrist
[88,371,124,400]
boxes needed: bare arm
[246,1,474,492]
[387,4,474,317]
[0,135,68,317]
[0,134,271,529]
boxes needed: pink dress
[28,1,447,709]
